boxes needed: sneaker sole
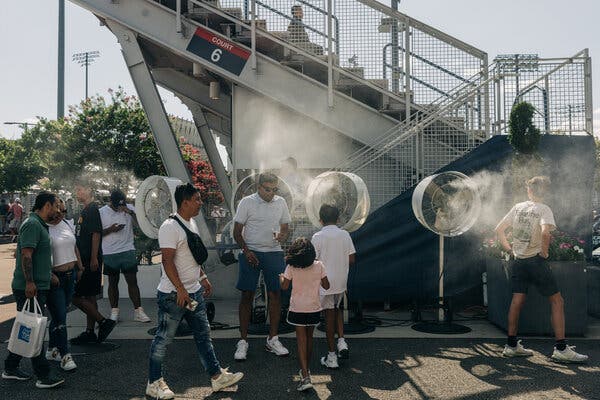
[212,373,244,392]
[2,372,31,381]
[145,393,175,400]
[134,319,152,323]
[338,349,349,359]
[35,379,65,388]
[234,356,247,362]
[297,383,313,391]
[320,358,339,369]
[265,346,289,357]
[550,356,588,364]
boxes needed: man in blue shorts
[233,173,291,360]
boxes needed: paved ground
[1,338,599,400]
[1,242,600,399]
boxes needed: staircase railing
[336,49,592,210]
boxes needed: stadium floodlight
[72,51,101,99]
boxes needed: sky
[0,0,598,139]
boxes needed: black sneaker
[70,330,97,344]
[2,369,32,381]
[35,376,65,389]
[97,319,116,343]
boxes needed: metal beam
[106,20,216,251]
[152,68,231,119]
[181,98,234,214]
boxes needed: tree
[0,138,46,193]
[508,102,540,154]
[17,88,223,206]
[507,102,544,201]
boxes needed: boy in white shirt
[311,205,355,369]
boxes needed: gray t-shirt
[497,201,556,259]
[234,193,291,252]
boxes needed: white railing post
[176,0,182,34]
[584,48,594,135]
[327,0,334,108]
[404,16,411,123]
[251,0,257,71]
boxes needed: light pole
[72,51,100,99]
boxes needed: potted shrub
[484,230,588,336]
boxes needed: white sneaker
[337,338,349,359]
[45,347,61,362]
[110,308,120,322]
[211,368,243,392]
[502,340,534,357]
[60,354,77,371]
[320,352,339,369]
[146,377,175,399]
[234,339,248,361]
[266,336,289,356]
[551,345,589,363]
[134,307,151,323]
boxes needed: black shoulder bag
[169,215,208,265]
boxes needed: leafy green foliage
[0,138,45,192]
[508,102,540,154]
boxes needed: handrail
[296,0,340,56]
[338,73,500,171]
[356,0,487,60]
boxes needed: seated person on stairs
[287,5,324,56]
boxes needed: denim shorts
[236,251,285,292]
[103,250,138,275]
[511,255,559,296]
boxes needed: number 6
[211,49,222,62]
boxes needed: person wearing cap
[100,189,151,323]
[8,197,24,240]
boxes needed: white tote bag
[7,297,48,358]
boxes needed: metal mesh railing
[336,51,592,211]
[213,0,487,111]
[492,54,590,135]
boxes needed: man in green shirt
[2,191,65,389]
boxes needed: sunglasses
[261,185,279,193]
[59,209,67,213]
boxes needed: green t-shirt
[12,213,53,291]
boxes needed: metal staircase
[67,0,593,217]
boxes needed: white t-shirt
[312,225,356,295]
[48,220,77,267]
[234,193,292,252]
[157,214,202,294]
[497,201,556,259]
[99,204,136,255]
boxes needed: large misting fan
[411,171,481,334]
[136,175,183,239]
[305,171,370,232]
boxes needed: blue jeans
[5,290,51,379]
[46,270,75,356]
[148,289,221,382]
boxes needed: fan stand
[248,271,295,335]
[411,235,471,334]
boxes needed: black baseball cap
[110,190,126,206]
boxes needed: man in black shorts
[495,176,587,363]
[70,179,115,344]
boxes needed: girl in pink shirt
[280,237,329,392]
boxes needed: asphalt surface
[1,338,599,400]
